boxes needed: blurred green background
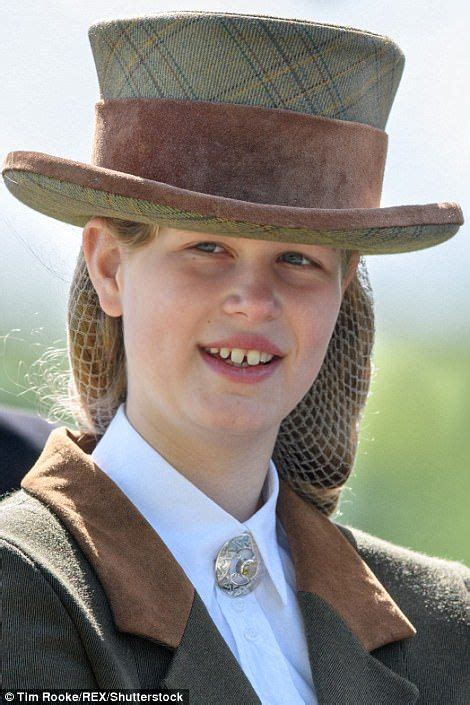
[332,338,469,566]
[0,330,468,566]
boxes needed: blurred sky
[1,0,469,349]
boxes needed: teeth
[246,350,261,365]
[230,349,245,364]
[204,347,275,366]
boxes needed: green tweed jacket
[0,426,469,703]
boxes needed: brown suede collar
[20,426,416,653]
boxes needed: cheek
[120,275,169,369]
[121,268,203,372]
[296,289,342,376]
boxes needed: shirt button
[244,627,258,641]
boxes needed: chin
[195,402,277,434]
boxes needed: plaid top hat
[1,11,464,252]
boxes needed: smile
[198,346,283,384]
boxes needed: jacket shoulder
[0,488,111,627]
[0,489,140,688]
[336,523,469,703]
[336,521,469,627]
[0,488,90,586]
[0,489,101,687]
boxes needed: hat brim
[2,151,464,254]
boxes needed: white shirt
[91,403,318,705]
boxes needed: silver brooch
[214,531,265,597]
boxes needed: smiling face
[83,221,359,446]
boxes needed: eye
[280,251,316,268]
[190,242,317,268]
[191,242,225,254]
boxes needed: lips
[198,346,282,384]
[200,347,279,364]
[198,346,280,362]
[200,335,285,358]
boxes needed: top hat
[1,11,464,253]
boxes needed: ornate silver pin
[214,531,265,597]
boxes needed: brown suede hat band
[92,98,388,209]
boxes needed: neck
[125,401,277,522]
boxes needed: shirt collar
[90,403,289,607]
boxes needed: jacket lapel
[160,591,261,703]
[20,427,419,703]
[275,476,419,704]
[299,592,419,704]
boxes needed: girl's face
[91,224,358,441]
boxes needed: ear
[341,251,361,295]
[82,217,124,318]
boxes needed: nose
[221,267,281,322]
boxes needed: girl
[1,11,468,703]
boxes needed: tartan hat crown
[88,11,405,130]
